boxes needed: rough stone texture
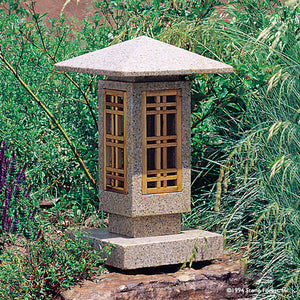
[54,36,234,77]
[82,229,223,269]
[39,198,59,208]
[61,254,248,300]
[108,214,181,238]
[98,80,191,218]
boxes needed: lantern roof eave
[54,36,234,77]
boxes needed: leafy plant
[93,0,219,42]
[0,232,111,299]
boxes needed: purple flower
[33,229,42,241]
[0,141,6,191]
[14,185,21,202]
[0,142,39,242]
[0,157,10,193]
[29,207,37,220]
[24,184,32,198]
[5,183,14,205]
[8,150,16,184]
[2,202,8,232]
[4,216,13,233]
[11,209,19,233]
[14,164,26,202]
[0,141,7,168]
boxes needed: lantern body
[54,36,234,269]
[98,79,191,237]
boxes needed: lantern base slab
[80,228,223,270]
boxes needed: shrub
[0,232,111,299]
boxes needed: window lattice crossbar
[103,89,127,194]
[142,89,182,194]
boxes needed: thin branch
[14,33,27,74]
[18,18,98,129]
[42,81,87,104]
[30,59,62,74]
[104,0,117,27]
[53,29,67,60]
[0,51,97,188]
[30,3,47,52]
[192,80,243,129]
[4,44,13,67]
[45,161,72,194]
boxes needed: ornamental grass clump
[0,141,41,248]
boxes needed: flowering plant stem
[0,52,97,188]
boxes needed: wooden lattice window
[142,89,182,194]
[103,89,127,194]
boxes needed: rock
[61,254,249,300]
[84,215,102,228]
[39,198,60,208]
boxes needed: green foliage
[0,0,299,298]
[93,0,219,42]
[0,1,111,212]
[182,1,300,298]
[0,233,111,299]
[0,0,28,16]
[0,2,112,296]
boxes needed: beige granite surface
[98,80,191,217]
[54,36,233,77]
[82,229,223,269]
[108,214,181,238]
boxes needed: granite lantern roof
[54,36,233,77]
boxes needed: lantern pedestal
[82,228,223,270]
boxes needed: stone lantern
[55,36,233,269]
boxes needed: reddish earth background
[32,0,231,23]
[33,0,94,21]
